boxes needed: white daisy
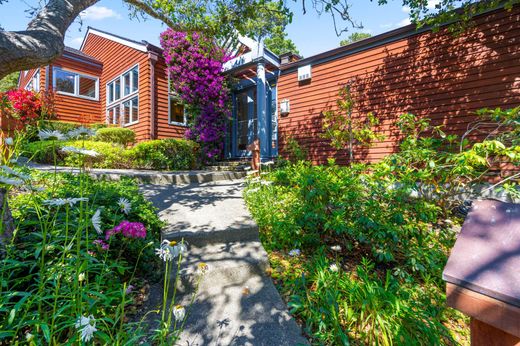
[4,137,13,146]
[262,161,275,166]
[61,146,99,157]
[118,198,131,214]
[173,305,186,321]
[155,247,173,262]
[0,165,30,180]
[67,126,96,139]
[78,273,86,282]
[75,315,97,343]
[330,245,342,252]
[43,197,88,207]
[38,129,66,141]
[329,263,339,272]
[92,209,102,234]
[0,175,23,186]
[288,249,301,257]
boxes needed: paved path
[141,180,309,346]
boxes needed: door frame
[231,87,256,158]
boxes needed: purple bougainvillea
[160,29,232,161]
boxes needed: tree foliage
[340,32,372,46]
[0,72,19,92]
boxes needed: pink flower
[105,221,147,240]
[93,239,109,251]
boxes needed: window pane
[123,73,131,96]
[122,101,130,125]
[55,69,75,94]
[107,107,119,125]
[131,98,138,123]
[79,76,96,98]
[114,80,121,100]
[169,98,184,123]
[108,83,114,103]
[131,68,138,93]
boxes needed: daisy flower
[155,247,173,262]
[61,146,99,157]
[75,315,97,343]
[91,209,102,234]
[38,129,66,141]
[43,197,88,207]
[173,305,186,321]
[329,263,339,272]
[330,245,342,252]
[118,198,131,214]
[67,126,96,139]
[0,175,23,186]
[1,165,30,180]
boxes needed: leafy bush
[245,107,519,345]
[21,138,199,170]
[128,139,199,170]
[95,127,136,146]
[22,140,133,169]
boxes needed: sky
[0,0,437,58]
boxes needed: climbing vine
[160,30,231,161]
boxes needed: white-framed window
[107,65,138,105]
[105,65,139,126]
[167,73,187,126]
[25,70,40,92]
[106,96,139,126]
[53,67,99,100]
[169,96,187,126]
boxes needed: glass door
[233,88,257,157]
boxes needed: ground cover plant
[0,95,208,344]
[245,107,519,345]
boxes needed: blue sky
[0,0,434,57]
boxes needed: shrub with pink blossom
[106,220,147,240]
[160,30,231,161]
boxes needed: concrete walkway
[141,180,309,345]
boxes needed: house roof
[79,27,162,53]
[63,46,102,65]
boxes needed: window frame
[167,73,187,126]
[106,64,139,107]
[121,97,139,127]
[52,67,99,101]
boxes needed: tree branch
[124,0,179,29]
[0,0,99,79]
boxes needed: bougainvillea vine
[160,30,232,161]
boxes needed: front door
[233,88,257,157]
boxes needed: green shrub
[95,127,136,146]
[128,139,199,170]
[22,140,132,169]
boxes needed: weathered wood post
[443,199,520,345]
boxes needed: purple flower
[93,239,110,251]
[105,221,147,240]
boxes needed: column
[256,61,269,160]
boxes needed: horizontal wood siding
[155,58,187,139]
[82,34,151,141]
[277,7,520,164]
[49,56,102,123]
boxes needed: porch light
[280,99,290,116]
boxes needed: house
[18,5,520,164]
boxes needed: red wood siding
[155,58,187,139]
[82,34,152,140]
[277,7,520,164]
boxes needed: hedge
[22,138,199,170]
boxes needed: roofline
[80,27,148,52]
[281,4,508,72]
[63,47,103,67]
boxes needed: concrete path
[141,180,309,345]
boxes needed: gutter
[148,50,159,140]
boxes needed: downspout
[148,51,159,140]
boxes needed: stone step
[30,164,247,185]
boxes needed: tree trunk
[0,188,14,256]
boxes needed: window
[25,70,40,92]
[107,66,138,105]
[106,65,139,126]
[122,97,138,126]
[53,68,98,100]
[169,96,186,125]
